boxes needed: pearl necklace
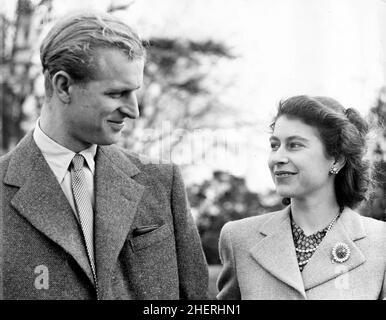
[294,211,341,260]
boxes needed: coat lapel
[301,207,366,291]
[93,145,145,295]
[249,207,307,298]
[4,133,95,284]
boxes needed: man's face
[63,48,144,151]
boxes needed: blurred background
[1,0,386,298]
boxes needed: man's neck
[40,106,92,153]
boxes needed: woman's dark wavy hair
[271,95,373,209]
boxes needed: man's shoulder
[0,152,11,176]
[0,145,21,177]
[105,145,175,171]
[0,132,34,165]
[100,145,178,188]
[0,150,11,164]
[124,148,173,169]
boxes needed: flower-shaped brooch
[331,242,350,263]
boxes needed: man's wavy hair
[40,11,146,97]
[271,95,375,209]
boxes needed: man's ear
[52,71,73,104]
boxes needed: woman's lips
[274,171,297,179]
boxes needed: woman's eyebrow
[286,135,309,143]
[269,135,310,143]
[269,135,279,141]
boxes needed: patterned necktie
[70,154,97,283]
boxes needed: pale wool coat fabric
[0,132,208,300]
[217,206,386,300]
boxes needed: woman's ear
[52,71,73,104]
[334,156,346,172]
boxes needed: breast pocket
[131,224,173,251]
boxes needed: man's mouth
[107,120,125,130]
[107,119,124,125]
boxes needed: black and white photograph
[0,0,385,302]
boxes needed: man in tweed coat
[0,11,208,300]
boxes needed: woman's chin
[275,187,295,198]
[276,185,292,198]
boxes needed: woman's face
[268,115,335,200]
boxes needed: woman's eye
[289,142,302,149]
[270,143,279,150]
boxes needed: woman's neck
[290,197,341,236]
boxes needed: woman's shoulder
[359,214,386,239]
[345,208,386,243]
[219,209,288,250]
[221,209,286,235]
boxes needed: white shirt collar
[33,119,97,184]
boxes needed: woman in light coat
[217,95,386,300]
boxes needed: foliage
[359,87,386,221]
[120,37,236,157]
[1,0,53,152]
[187,170,283,264]
[0,0,238,159]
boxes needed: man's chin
[94,133,121,146]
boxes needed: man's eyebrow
[106,85,141,91]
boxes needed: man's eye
[108,92,122,98]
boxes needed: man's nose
[119,92,139,119]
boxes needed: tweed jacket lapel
[4,132,95,284]
[93,145,145,294]
[249,207,307,298]
[301,207,366,290]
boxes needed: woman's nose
[269,147,289,165]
